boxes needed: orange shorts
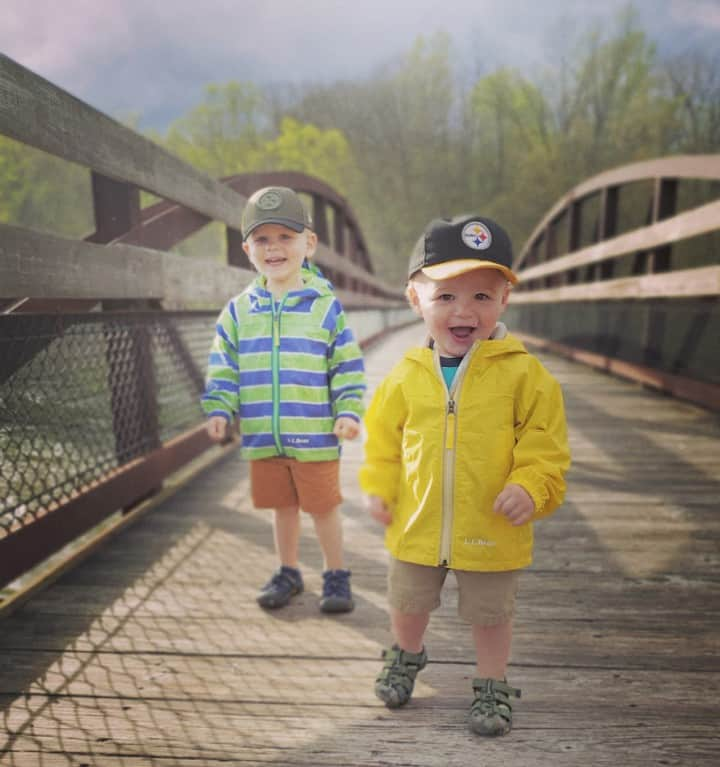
[250,457,342,515]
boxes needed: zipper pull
[445,399,456,449]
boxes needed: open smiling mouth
[450,326,475,339]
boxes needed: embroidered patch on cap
[256,190,283,210]
[461,221,492,250]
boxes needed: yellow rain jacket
[359,335,570,571]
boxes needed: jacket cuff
[335,411,361,423]
[507,469,551,519]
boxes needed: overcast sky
[3,0,719,129]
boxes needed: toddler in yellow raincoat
[359,213,571,736]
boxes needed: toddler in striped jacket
[202,186,366,613]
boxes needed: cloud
[2,0,716,129]
[3,1,135,89]
[670,0,720,28]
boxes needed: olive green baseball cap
[241,186,313,240]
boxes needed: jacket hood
[246,267,335,303]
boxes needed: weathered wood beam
[313,241,402,299]
[0,54,244,227]
[517,154,720,268]
[0,222,254,306]
[0,223,403,305]
[511,264,720,303]
[517,199,720,283]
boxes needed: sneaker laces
[322,569,351,598]
[265,567,300,591]
[472,679,521,719]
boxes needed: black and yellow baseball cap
[241,186,314,240]
[408,214,518,284]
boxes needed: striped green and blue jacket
[201,271,366,462]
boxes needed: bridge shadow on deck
[1,326,719,766]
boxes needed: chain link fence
[0,311,215,535]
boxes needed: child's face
[408,268,510,357]
[243,223,317,293]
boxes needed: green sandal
[469,678,521,736]
[374,644,428,708]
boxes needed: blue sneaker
[257,566,304,609]
[320,568,354,613]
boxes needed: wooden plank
[0,54,244,227]
[1,680,718,766]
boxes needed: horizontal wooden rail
[0,54,244,227]
[518,154,720,265]
[0,222,405,307]
[517,199,720,283]
[511,265,720,303]
[313,241,398,296]
[0,222,254,305]
[0,55,407,307]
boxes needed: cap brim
[421,259,518,285]
[243,218,306,240]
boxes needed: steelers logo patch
[461,221,492,250]
[256,190,283,210]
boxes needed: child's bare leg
[273,505,301,567]
[391,608,430,653]
[472,619,513,679]
[310,506,344,570]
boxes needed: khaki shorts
[387,557,520,626]
[250,457,342,515]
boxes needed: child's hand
[366,495,392,526]
[494,483,535,526]
[334,416,360,441]
[206,416,228,443]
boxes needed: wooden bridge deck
[1,324,719,766]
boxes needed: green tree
[290,33,465,283]
[262,117,357,194]
[164,82,267,176]
[466,9,684,252]
[664,51,720,152]
[0,136,92,237]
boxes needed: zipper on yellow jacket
[435,344,475,567]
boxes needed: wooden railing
[0,53,409,594]
[508,155,720,410]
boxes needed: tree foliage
[3,9,718,284]
[0,137,92,237]
[163,82,267,176]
